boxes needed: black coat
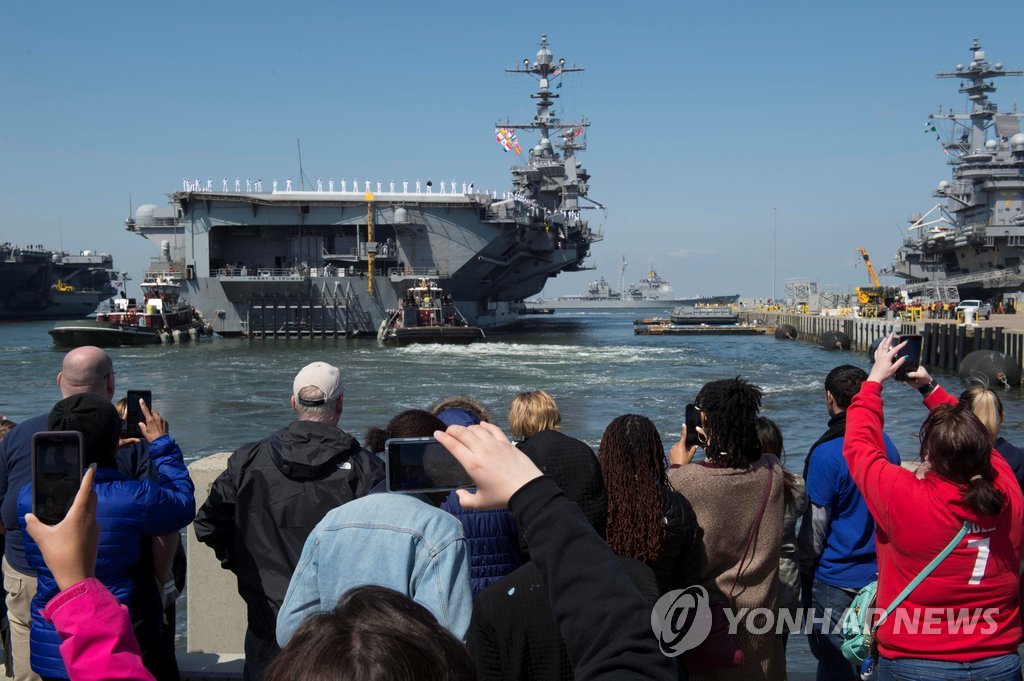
[193,421,383,640]
[650,485,700,594]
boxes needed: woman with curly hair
[667,377,784,681]
[598,414,698,593]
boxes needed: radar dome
[136,204,158,219]
[393,207,408,223]
[1012,133,1024,150]
[938,180,950,190]
[956,64,964,71]
[536,46,552,66]
[985,139,997,149]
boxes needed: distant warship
[887,39,1024,301]
[527,256,739,309]
[124,35,601,337]
[0,243,118,320]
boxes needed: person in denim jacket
[276,491,472,646]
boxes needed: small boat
[49,270,213,347]
[378,279,485,345]
[669,304,739,326]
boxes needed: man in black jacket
[193,361,383,681]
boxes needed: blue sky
[2,1,1023,299]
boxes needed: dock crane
[855,247,900,316]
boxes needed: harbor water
[4,310,1024,678]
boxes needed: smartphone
[385,437,474,494]
[894,334,923,381]
[32,431,84,526]
[125,390,152,439]
[684,404,702,448]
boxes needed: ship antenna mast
[499,34,587,162]
[619,255,627,295]
[933,38,1024,158]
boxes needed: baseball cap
[293,362,344,406]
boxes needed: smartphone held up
[385,437,474,494]
[894,334,923,381]
[125,390,152,439]
[684,404,702,448]
[32,431,84,526]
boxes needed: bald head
[58,346,114,399]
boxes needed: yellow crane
[857,247,881,288]
[855,247,899,315]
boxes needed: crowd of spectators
[1,341,1023,681]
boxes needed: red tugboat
[377,279,485,345]
[48,270,212,347]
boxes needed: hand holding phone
[32,431,84,526]
[25,465,99,591]
[433,423,542,510]
[894,334,923,381]
[385,437,474,494]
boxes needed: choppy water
[4,311,1024,677]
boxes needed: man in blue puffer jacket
[18,393,195,680]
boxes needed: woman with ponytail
[845,336,1024,680]
[961,386,1024,492]
[598,414,698,593]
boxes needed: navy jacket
[19,435,194,679]
[441,491,524,597]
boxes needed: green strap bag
[841,521,970,665]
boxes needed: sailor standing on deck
[341,178,347,192]
[403,179,408,193]
[329,178,334,192]
[235,177,241,192]
[317,178,323,192]
[222,177,229,192]
[286,178,293,191]
[246,178,252,192]
[272,179,278,192]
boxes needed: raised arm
[436,423,677,681]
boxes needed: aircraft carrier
[124,35,601,337]
[0,244,118,320]
[887,39,1024,301]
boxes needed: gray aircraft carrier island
[126,35,601,338]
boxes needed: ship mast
[933,38,1023,159]
[500,34,588,164]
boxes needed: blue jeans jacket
[276,492,472,646]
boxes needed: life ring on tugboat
[125,308,137,324]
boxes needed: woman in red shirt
[845,335,1024,680]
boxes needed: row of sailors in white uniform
[179,178,581,219]
[183,177,491,195]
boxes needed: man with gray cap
[194,361,383,681]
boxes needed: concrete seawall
[181,454,245,680]
[740,310,1024,380]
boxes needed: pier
[742,310,1024,380]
